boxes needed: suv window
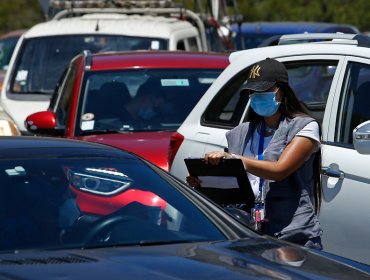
[336,62,370,146]
[286,60,338,124]
[202,69,249,128]
[202,60,338,128]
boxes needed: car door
[171,54,343,182]
[203,55,344,149]
[320,56,370,265]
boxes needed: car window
[9,35,167,95]
[176,40,186,50]
[185,37,200,51]
[335,62,370,146]
[0,156,226,251]
[285,60,338,124]
[202,60,338,129]
[0,36,19,70]
[77,68,223,133]
[202,69,250,128]
[54,65,77,128]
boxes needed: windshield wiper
[79,129,125,136]
[76,239,200,250]
[22,90,52,95]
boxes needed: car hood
[0,238,368,280]
[78,131,173,171]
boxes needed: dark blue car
[0,136,370,279]
[232,21,360,49]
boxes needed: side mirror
[25,111,64,136]
[224,207,256,230]
[353,120,370,154]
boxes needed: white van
[169,33,370,265]
[1,3,205,134]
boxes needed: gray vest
[226,115,323,242]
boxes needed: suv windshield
[9,35,167,94]
[77,68,222,133]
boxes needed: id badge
[251,205,265,231]
[258,205,265,222]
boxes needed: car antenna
[95,19,100,31]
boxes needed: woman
[187,58,323,249]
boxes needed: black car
[0,136,369,279]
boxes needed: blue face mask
[250,91,281,117]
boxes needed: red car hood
[77,131,173,171]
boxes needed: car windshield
[77,68,222,133]
[0,154,226,252]
[0,36,20,70]
[9,35,167,94]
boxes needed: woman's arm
[204,136,317,181]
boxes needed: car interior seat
[86,81,131,121]
[136,77,162,98]
[136,77,164,113]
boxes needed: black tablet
[184,158,255,207]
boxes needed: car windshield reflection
[0,156,225,252]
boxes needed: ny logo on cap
[249,65,261,79]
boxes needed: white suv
[1,2,206,134]
[169,33,370,265]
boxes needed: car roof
[229,40,370,64]
[86,51,230,71]
[232,21,360,34]
[24,14,196,39]
[0,136,133,159]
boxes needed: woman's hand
[186,175,202,187]
[204,151,233,165]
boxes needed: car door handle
[321,167,345,179]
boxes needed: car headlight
[67,169,132,196]
[0,110,21,136]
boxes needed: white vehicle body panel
[25,14,196,39]
[319,55,370,262]
[170,42,370,264]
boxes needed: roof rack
[49,0,178,9]
[278,33,370,48]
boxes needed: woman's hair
[245,82,322,213]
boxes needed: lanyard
[256,120,265,202]
[256,115,285,203]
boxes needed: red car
[25,51,229,171]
